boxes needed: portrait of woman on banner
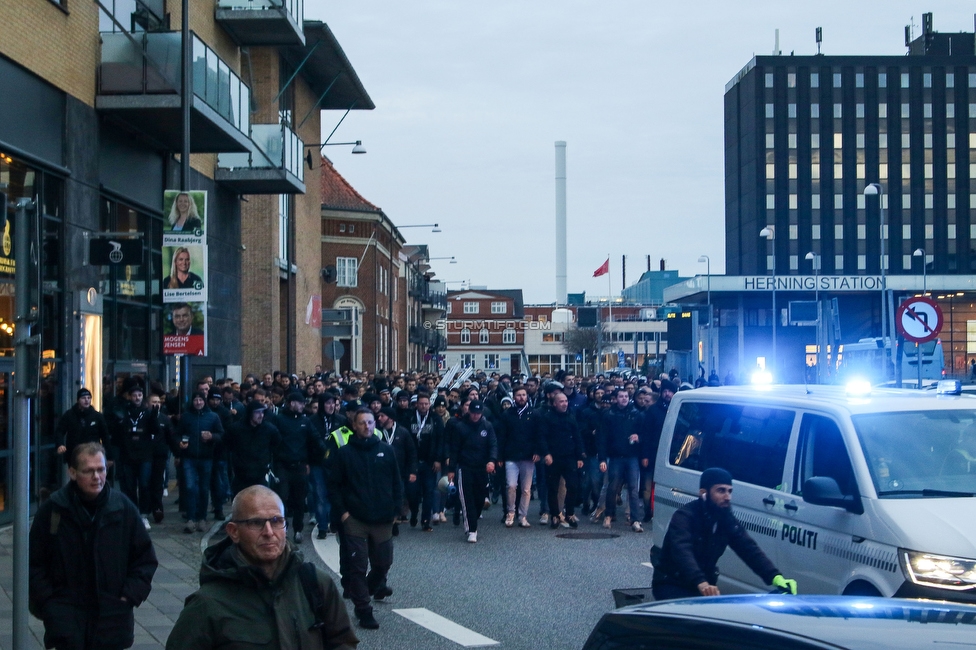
[163,246,204,290]
[163,190,206,237]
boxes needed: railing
[424,291,447,310]
[216,0,303,26]
[218,123,304,181]
[409,326,425,345]
[99,31,250,136]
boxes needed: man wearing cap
[56,388,110,468]
[223,400,281,495]
[447,400,498,543]
[271,391,325,544]
[652,467,798,600]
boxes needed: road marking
[394,608,499,647]
[641,562,654,569]
[312,532,341,574]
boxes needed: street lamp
[805,251,822,383]
[428,256,457,264]
[698,255,712,374]
[864,182,887,381]
[913,248,926,294]
[305,140,367,154]
[760,226,776,374]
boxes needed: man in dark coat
[55,388,110,465]
[652,467,797,600]
[407,392,445,531]
[109,382,159,530]
[29,442,158,650]
[535,392,584,528]
[640,379,676,524]
[328,408,402,630]
[223,401,281,495]
[497,386,538,528]
[598,388,645,532]
[447,401,498,543]
[272,391,325,544]
[376,406,417,528]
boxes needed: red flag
[592,258,609,277]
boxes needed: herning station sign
[742,276,884,291]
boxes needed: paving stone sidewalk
[0,490,217,650]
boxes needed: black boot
[356,609,379,630]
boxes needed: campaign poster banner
[162,190,207,244]
[162,244,207,303]
[163,302,207,355]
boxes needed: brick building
[443,289,525,374]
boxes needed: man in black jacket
[376,406,417,529]
[29,442,158,650]
[536,392,585,529]
[223,401,281,495]
[598,388,645,532]
[272,391,325,544]
[408,392,444,531]
[328,408,402,630]
[447,401,498,543]
[110,382,159,531]
[640,379,676,524]
[652,468,797,600]
[55,388,110,466]
[498,387,538,528]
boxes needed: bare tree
[562,326,601,361]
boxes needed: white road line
[641,562,654,569]
[394,608,499,647]
[312,532,341,574]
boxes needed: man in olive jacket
[29,442,158,650]
[166,485,358,649]
[327,408,402,630]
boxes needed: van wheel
[843,581,882,597]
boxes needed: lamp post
[698,255,712,374]
[760,227,776,375]
[864,183,887,381]
[913,248,926,295]
[805,251,821,383]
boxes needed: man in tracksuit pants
[447,400,497,543]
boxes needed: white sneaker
[539,513,550,525]
[632,521,644,533]
[142,516,151,531]
[467,532,477,543]
[505,512,515,527]
[518,517,531,528]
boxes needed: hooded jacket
[164,536,358,650]
[29,483,157,650]
[327,434,403,525]
[172,405,224,460]
[55,404,110,464]
[223,409,282,479]
[598,403,642,461]
[535,408,584,461]
[497,403,537,462]
[448,415,498,471]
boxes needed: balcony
[215,0,305,46]
[409,326,425,345]
[216,123,305,194]
[423,291,447,312]
[96,31,251,153]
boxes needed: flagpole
[607,254,612,370]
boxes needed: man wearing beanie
[55,388,110,468]
[652,467,797,600]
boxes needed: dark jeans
[404,477,419,520]
[344,516,394,614]
[182,458,213,522]
[231,470,267,496]
[418,464,438,524]
[605,456,642,520]
[210,459,230,515]
[547,457,580,518]
[457,466,488,533]
[534,460,549,515]
[121,459,152,514]
[149,454,168,514]
[274,461,308,533]
[308,465,330,529]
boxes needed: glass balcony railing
[218,123,304,181]
[216,0,303,27]
[99,31,250,136]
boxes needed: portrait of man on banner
[162,245,207,303]
[162,190,207,240]
[163,303,207,355]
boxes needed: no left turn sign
[896,296,943,344]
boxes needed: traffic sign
[896,296,943,343]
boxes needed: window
[793,415,858,497]
[835,255,844,270]
[788,133,797,148]
[903,194,911,209]
[278,196,290,263]
[903,224,911,239]
[901,72,909,88]
[812,195,821,210]
[765,104,774,118]
[811,133,820,148]
[856,133,865,148]
[924,104,932,118]
[788,104,797,118]
[811,72,819,87]
[788,164,797,179]
[833,72,842,87]
[789,223,798,238]
[668,402,793,489]
[463,301,478,314]
[879,103,887,118]
[833,103,842,118]
[856,72,864,88]
[835,224,843,239]
[766,194,775,210]
[542,332,564,342]
[765,73,774,88]
[336,257,358,287]
[926,224,934,239]
[348,224,354,233]
[766,133,775,148]
[833,133,842,148]
[970,104,976,119]
[902,133,910,148]
[923,73,932,88]
[901,103,910,118]
[811,104,819,118]
[856,194,866,209]
[812,224,821,239]
[479,328,489,344]
[460,328,471,344]
[834,163,843,179]
[834,195,843,210]
[856,103,865,118]
[787,73,796,87]
[484,354,499,369]
[947,73,955,88]
[490,301,506,314]
[947,104,955,118]
[338,223,346,233]
[857,224,866,239]
[503,328,516,344]
[879,133,888,148]
[460,353,475,367]
[878,72,886,87]
[858,255,866,270]
[766,164,775,179]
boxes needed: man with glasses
[30,442,158,650]
[166,485,358,649]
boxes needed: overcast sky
[306,1,972,304]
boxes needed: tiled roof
[320,156,382,212]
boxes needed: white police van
[651,382,976,602]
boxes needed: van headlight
[901,549,976,590]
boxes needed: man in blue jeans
[598,388,645,532]
[174,391,223,533]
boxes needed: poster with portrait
[162,190,207,244]
[162,244,207,303]
[163,302,207,356]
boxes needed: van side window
[793,414,858,497]
[669,402,793,489]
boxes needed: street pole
[12,198,37,649]
[179,0,192,407]
[760,228,776,376]
[865,183,886,382]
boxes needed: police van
[651,383,976,602]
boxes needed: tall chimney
[659,258,666,271]
[555,141,567,304]
[622,255,626,290]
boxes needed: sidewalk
[0,489,216,650]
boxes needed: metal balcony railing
[216,0,303,27]
[217,123,304,181]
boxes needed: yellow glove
[772,574,798,595]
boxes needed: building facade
[443,289,525,374]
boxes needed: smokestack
[555,141,567,304]
[647,255,651,272]
[622,255,626,290]
[773,28,781,55]
[659,258,666,271]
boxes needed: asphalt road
[307,503,655,650]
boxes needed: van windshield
[852,410,976,498]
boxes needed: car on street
[582,595,976,649]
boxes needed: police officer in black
[652,468,797,600]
